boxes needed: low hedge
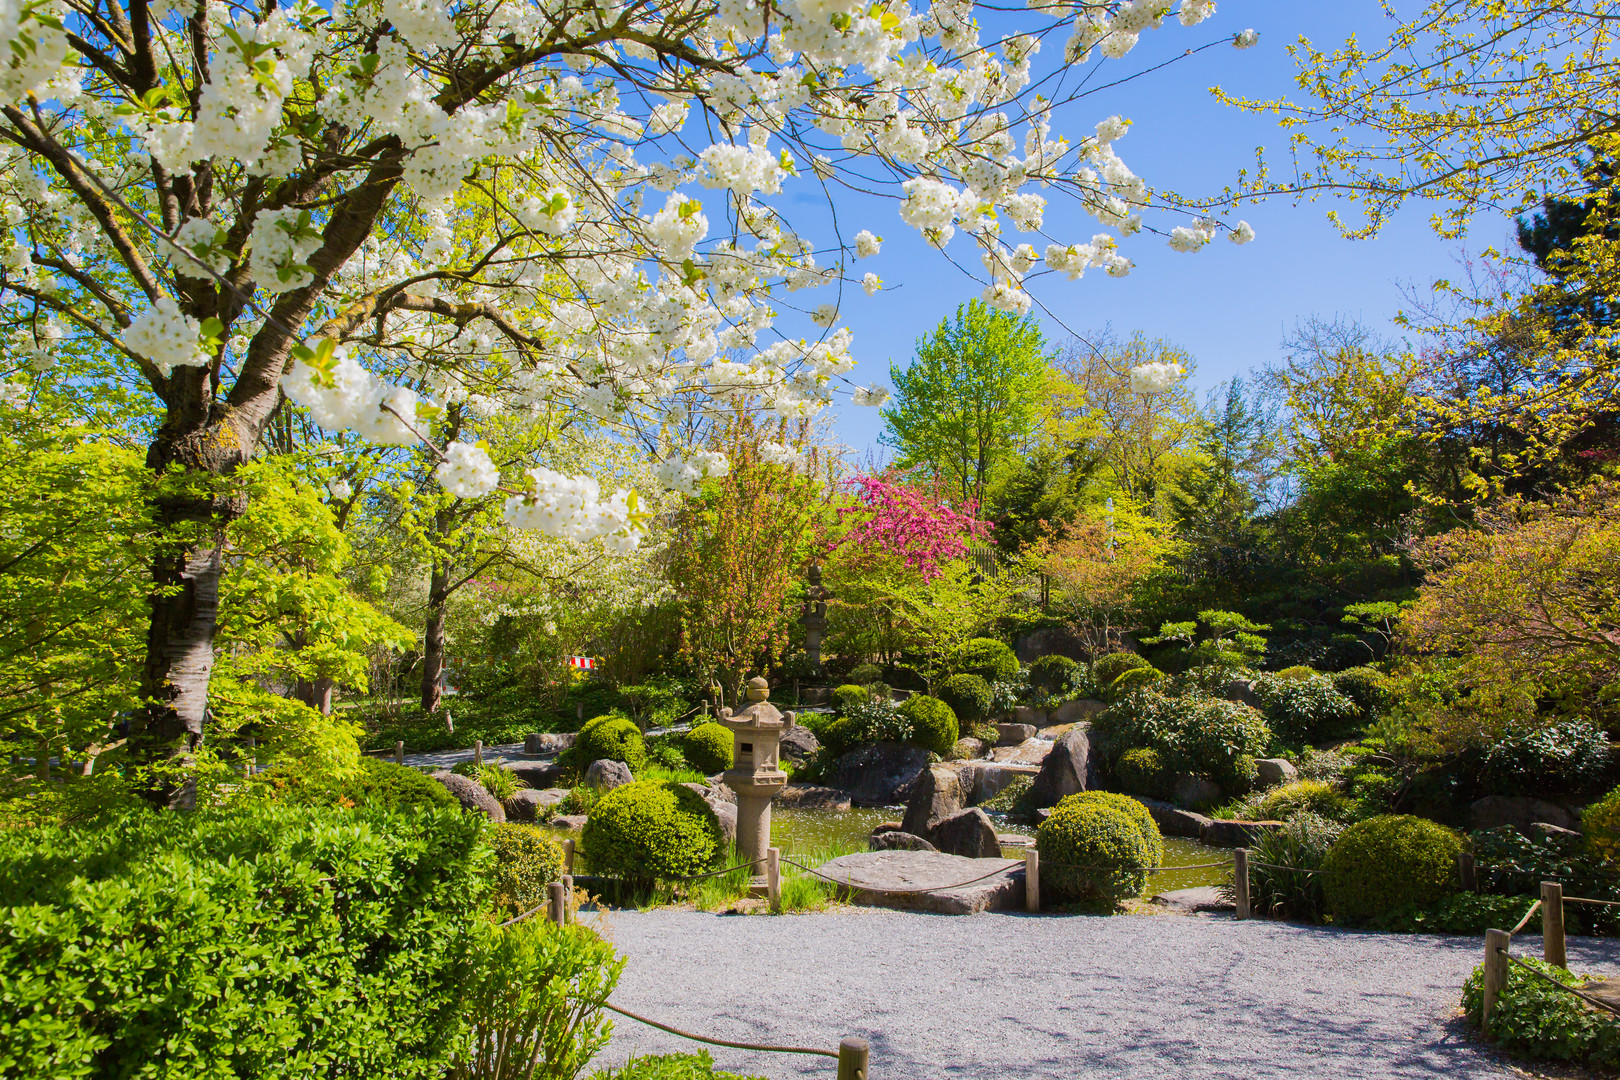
[576,714,647,773]
[899,694,958,755]
[682,722,734,774]
[1322,814,1466,926]
[250,755,457,812]
[581,780,724,880]
[951,637,1019,683]
[936,673,992,725]
[591,1051,770,1080]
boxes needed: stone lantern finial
[746,676,770,702]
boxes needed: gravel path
[589,906,1620,1080]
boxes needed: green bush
[1036,795,1154,906]
[251,755,458,812]
[581,780,724,880]
[818,715,863,758]
[576,714,647,773]
[1028,654,1081,694]
[590,1051,769,1080]
[848,663,884,685]
[1371,891,1542,935]
[832,684,870,713]
[0,804,489,1079]
[1252,674,1361,745]
[682,722,734,774]
[1273,665,1318,681]
[1057,791,1164,869]
[1107,665,1162,700]
[453,760,525,801]
[1095,691,1269,791]
[899,694,959,755]
[1332,666,1391,717]
[1091,651,1150,698]
[643,735,689,771]
[1322,814,1467,926]
[844,698,912,743]
[1115,746,1171,801]
[452,921,623,1080]
[937,673,993,725]
[951,637,1019,683]
[616,678,692,728]
[1463,955,1620,1071]
[1227,812,1342,923]
[1252,779,1349,821]
[1458,716,1611,797]
[489,822,565,918]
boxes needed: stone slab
[1137,798,1213,840]
[989,739,1053,766]
[955,761,1040,804]
[812,850,1025,915]
[775,784,852,811]
[1149,886,1232,913]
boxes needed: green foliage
[1145,610,1269,670]
[936,673,993,725]
[454,761,525,802]
[842,697,913,744]
[0,804,490,1079]
[1371,892,1540,935]
[1274,665,1319,681]
[1093,691,1270,791]
[558,786,602,818]
[1331,666,1391,717]
[1322,814,1467,926]
[643,734,690,772]
[1028,654,1081,694]
[1457,716,1611,796]
[899,694,959,755]
[848,663,884,685]
[833,684,870,713]
[1231,812,1342,923]
[980,774,1034,813]
[488,823,565,919]
[576,715,648,773]
[1091,651,1151,694]
[1115,747,1171,801]
[682,722,734,774]
[590,1051,769,1080]
[1470,827,1620,931]
[1251,779,1349,821]
[1463,956,1620,1071]
[451,921,623,1080]
[615,679,692,728]
[359,694,567,754]
[251,756,457,812]
[580,780,723,880]
[1585,784,1620,865]
[951,637,1019,683]
[1036,794,1156,906]
[1253,674,1361,746]
[1059,790,1164,869]
[1107,665,1162,699]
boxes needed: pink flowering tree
[832,475,989,581]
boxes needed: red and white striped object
[568,656,596,670]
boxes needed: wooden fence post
[837,1036,869,1080]
[394,740,405,766]
[562,838,575,876]
[474,739,484,765]
[1459,852,1477,892]
[548,881,566,926]
[1483,929,1510,1026]
[1233,848,1250,920]
[1024,849,1040,913]
[1542,882,1566,969]
[561,875,574,926]
[767,847,782,914]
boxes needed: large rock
[996,723,1037,746]
[505,787,568,822]
[828,743,931,807]
[869,829,936,852]
[950,737,988,761]
[779,725,821,764]
[901,764,966,838]
[1202,819,1284,848]
[506,761,568,789]
[957,761,1041,804]
[1172,774,1223,809]
[990,739,1052,766]
[1029,724,1095,808]
[1138,797,1213,840]
[523,731,576,755]
[775,784,852,811]
[431,771,506,821]
[930,807,1002,859]
[1049,699,1106,724]
[1012,705,1047,728]
[1255,758,1298,788]
[1471,796,1581,836]
[812,850,1024,914]
[550,814,588,830]
[584,758,634,790]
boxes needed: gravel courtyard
[589,906,1620,1080]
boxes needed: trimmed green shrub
[848,663,884,686]
[1463,955,1620,1071]
[1252,674,1361,745]
[832,684,870,713]
[818,715,862,758]
[454,921,623,1080]
[581,780,724,880]
[1115,746,1171,801]
[576,714,647,773]
[1028,654,1081,694]
[682,722,734,774]
[899,694,959,755]
[951,637,1019,683]
[1058,790,1164,869]
[0,804,489,1079]
[1273,665,1318,681]
[844,697,912,743]
[1107,665,1162,700]
[1036,796,1153,906]
[489,822,565,918]
[251,755,458,812]
[1322,814,1466,926]
[1457,716,1611,797]
[453,760,525,801]
[1252,779,1349,822]
[937,673,993,725]
[591,1051,769,1080]
[1095,691,1269,791]
[1331,665,1390,717]
[1091,651,1150,696]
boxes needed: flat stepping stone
[989,739,1052,766]
[812,850,1024,915]
[1149,886,1232,913]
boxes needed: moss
[899,694,958,755]
[682,722,733,774]
[1115,746,1171,801]
[1322,814,1466,926]
[937,673,993,725]
[1036,797,1154,906]
[576,714,647,773]
[489,822,565,918]
[951,637,1019,683]
[581,780,724,880]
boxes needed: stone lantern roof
[719,676,794,731]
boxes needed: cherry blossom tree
[831,474,987,581]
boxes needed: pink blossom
[830,475,989,580]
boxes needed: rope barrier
[1245,860,1321,875]
[1510,900,1542,936]
[499,902,551,928]
[600,1002,839,1060]
[779,857,1018,895]
[1564,896,1620,908]
[1502,951,1620,1020]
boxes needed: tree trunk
[421,560,450,714]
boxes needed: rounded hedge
[1092,652,1151,697]
[1332,666,1391,716]
[1057,790,1163,869]
[833,684,870,713]
[1273,665,1319,682]
[1036,797,1154,905]
[576,714,647,773]
[683,722,734,774]
[488,821,565,917]
[951,637,1019,683]
[1115,746,1171,801]
[581,780,724,879]
[937,673,993,725]
[1106,665,1161,701]
[900,694,959,755]
[1322,814,1466,926]
[848,663,884,685]
[1029,654,1081,694]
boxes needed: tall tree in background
[880,300,1049,507]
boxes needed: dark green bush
[1371,891,1543,935]
[818,715,863,758]
[1036,795,1155,906]
[1227,812,1342,923]
[1470,826,1620,933]
[682,722,734,774]
[1331,666,1390,717]
[848,663,884,686]
[1252,674,1360,745]
[576,714,647,773]
[1094,691,1269,791]
[937,673,993,725]
[489,821,565,918]
[581,780,723,879]
[832,684,870,713]
[1091,651,1150,698]
[1028,654,1080,694]
[591,1051,769,1080]
[0,804,489,1079]
[1322,814,1466,926]
[844,697,912,743]
[251,755,457,812]
[899,694,959,755]
[1463,955,1620,1070]
[1458,716,1611,796]
[951,637,1019,683]
[1115,746,1171,801]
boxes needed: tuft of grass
[635,763,708,785]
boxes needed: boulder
[506,761,568,789]
[828,743,931,807]
[1150,886,1233,914]
[711,799,738,847]
[1172,774,1222,809]
[430,771,506,821]
[1255,758,1298,788]
[996,723,1037,746]
[1012,705,1048,728]
[812,850,1023,914]
[584,758,634,791]
[775,784,852,811]
[1013,624,1088,665]
[779,725,821,763]
[550,814,588,830]
[1471,796,1581,837]
[1049,699,1106,724]
[504,787,568,822]
[957,761,1041,804]
[901,764,966,838]
[950,737,988,761]
[523,731,576,756]
[1530,821,1583,843]
[1138,797,1214,840]
[1219,678,1261,709]
[930,807,1002,859]
[869,829,937,852]
[1028,724,1095,808]
[1202,819,1284,848]
[990,739,1052,766]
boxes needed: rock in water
[901,764,965,838]
[1029,725,1095,808]
[829,743,931,807]
[431,771,506,821]
[1048,699,1106,724]
[505,787,568,822]
[1201,819,1283,848]
[930,807,1001,859]
[870,829,937,852]
[1136,797,1212,840]
[584,758,634,790]
[1172,774,1222,809]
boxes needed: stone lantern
[719,676,791,875]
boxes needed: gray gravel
[587,906,1620,1080]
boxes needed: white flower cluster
[249,207,322,293]
[0,380,29,408]
[698,143,787,197]
[1129,361,1185,395]
[1045,235,1132,280]
[654,450,729,496]
[435,441,500,499]
[327,478,353,500]
[503,468,641,553]
[1169,216,1255,251]
[854,230,883,258]
[759,441,805,469]
[515,187,577,237]
[1234,28,1260,49]
[121,295,210,376]
[1,0,71,103]
[852,384,890,407]
[279,350,422,445]
[645,193,708,260]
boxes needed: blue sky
[792,0,1517,455]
